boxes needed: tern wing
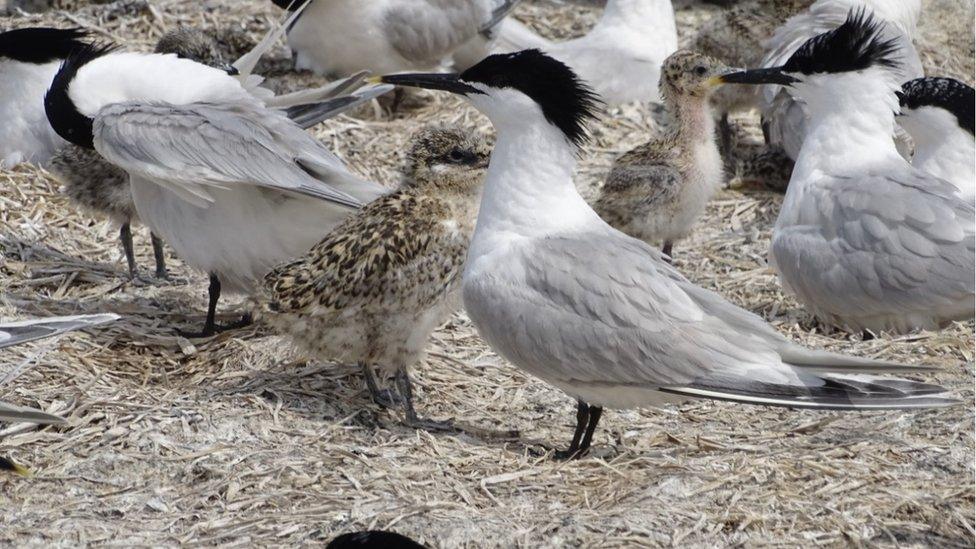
[771,170,975,329]
[464,231,952,409]
[0,401,66,425]
[0,314,119,350]
[383,0,491,65]
[93,101,372,209]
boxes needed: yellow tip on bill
[366,75,384,85]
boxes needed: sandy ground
[1,0,974,546]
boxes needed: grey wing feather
[465,233,791,389]
[0,314,119,350]
[384,0,489,65]
[772,170,975,326]
[0,402,67,424]
[94,102,365,209]
[286,84,394,129]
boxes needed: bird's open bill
[719,67,798,86]
[372,73,484,95]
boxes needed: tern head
[719,9,901,92]
[0,27,89,64]
[897,77,975,140]
[378,49,601,147]
[405,126,491,190]
[154,27,230,72]
[659,50,736,101]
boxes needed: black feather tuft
[899,77,975,135]
[783,8,901,76]
[0,27,90,64]
[326,530,426,549]
[44,41,119,149]
[460,49,601,147]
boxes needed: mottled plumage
[257,126,490,427]
[593,51,728,258]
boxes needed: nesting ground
[1,0,974,546]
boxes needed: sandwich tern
[379,49,958,457]
[47,25,384,283]
[722,11,975,333]
[257,126,491,431]
[270,0,521,76]
[1,313,119,424]
[0,27,88,166]
[759,0,923,161]
[594,50,731,260]
[44,44,390,337]
[897,77,975,204]
[495,0,678,104]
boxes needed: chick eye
[447,148,468,163]
[694,65,707,76]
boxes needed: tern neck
[670,94,715,148]
[910,124,975,187]
[472,118,599,242]
[793,71,904,177]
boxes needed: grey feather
[0,402,67,425]
[0,314,119,350]
[383,0,490,65]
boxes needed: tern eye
[694,65,707,76]
[447,148,470,163]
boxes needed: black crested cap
[899,77,975,135]
[0,27,90,64]
[44,41,119,149]
[460,49,601,147]
[326,530,426,549]
[783,9,901,76]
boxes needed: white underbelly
[130,178,355,293]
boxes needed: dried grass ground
[1,0,973,546]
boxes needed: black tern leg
[578,405,603,454]
[718,112,733,158]
[554,400,590,460]
[361,362,400,409]
[119,222,137,279]
[662,241,674,263]
[177,275,253,338]
[150,232,168,279]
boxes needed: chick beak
[718,67,798,86]
[372,73,484,95]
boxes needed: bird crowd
[0,0,972,543]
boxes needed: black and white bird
[269,0,521,76]
[0,27,88,166]
[494,0,678,104]
[44,44,390,337]
[722,11,974,334]
[48,25,386,282]
[1,313,118,424]
[897,77,975,205]
[758,0,923,161]
[378,49,958,458]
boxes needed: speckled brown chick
[255,126,491,432]
[49,27,225,280]
[593,51,731,261]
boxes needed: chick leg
[150,232,169,280]
[361,362,400,409]
[119,222,137,279]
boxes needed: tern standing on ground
[723,11,975,334]
[44,44,388,337]
[495,0,678,104]
[897,77,975,205]
[379,50,957,458]
[256,126,491,431]
[594,50,731,260]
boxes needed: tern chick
[495,0,678,104]
[897,77,975,204]
[0,27,89,166]
[257,126,490,431]
[723,11,974,333]
[594,51,731,260]
[379,49,958,459]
